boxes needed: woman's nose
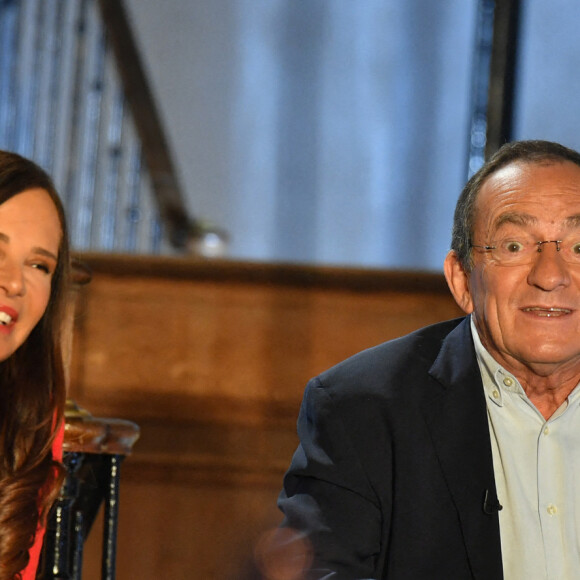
[0,260,25,296]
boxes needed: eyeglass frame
[467,238,580,266]
[471,239,563,253]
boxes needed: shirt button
[492,389,500,399]
[543,426,550,435]
[547,504,558,516]
[503,377,514,387]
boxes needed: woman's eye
[571,242,580,255]
[31,263,52,275]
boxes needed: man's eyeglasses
[470,236,580,266]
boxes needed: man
[278,140,580,579]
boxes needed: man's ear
[444,250,474,314]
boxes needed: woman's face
[0,188,61,361]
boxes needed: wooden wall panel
[67,255,463,580]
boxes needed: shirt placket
[537,417,565,580]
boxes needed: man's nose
[527,242,571,290]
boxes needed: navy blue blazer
[279,317,503,579]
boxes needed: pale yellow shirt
[471,317,580,580]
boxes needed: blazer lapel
[423,318,503,579]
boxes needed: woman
[0,151,70,579]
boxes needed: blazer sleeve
[278,377,389,580]
[21,419,65,580]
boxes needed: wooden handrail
[64,400,140,456]
[73,252,452,294]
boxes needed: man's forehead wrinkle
[489,213,580,231]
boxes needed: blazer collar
[423,317,503,579]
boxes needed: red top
[21,421,65,580]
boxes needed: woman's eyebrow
[32,247,58,261]
[0,232,58,261]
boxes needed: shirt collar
[469,315,580,415]
[470,315,524,407]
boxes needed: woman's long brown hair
[0,151,70,579]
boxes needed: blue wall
[125,0,478,271]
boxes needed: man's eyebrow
[493,212,537,229]
[564,214,580,228]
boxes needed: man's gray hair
[452,140,580,271]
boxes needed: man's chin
[513,349,580,376]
